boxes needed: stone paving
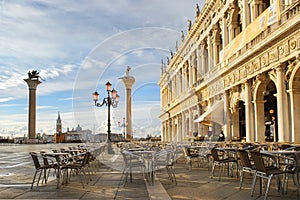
[0,144,299,199]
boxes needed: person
[218,131,225,141]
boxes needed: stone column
[120,67,135,140]
[196,46,202,76]
[254,100,266,142]
[24,78,41,140]
[224,90,231,141]
[242,0,250,28]
[200,41,207,73]
[207,33,213,70]
[289,89,300,142]
[244,81,255,142]
[275,66,290,142]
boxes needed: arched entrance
[264,81,278,142]
[238,101,246,140]
[289,64,300,142]
[253,74,278,142]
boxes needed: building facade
[158,0,300,143]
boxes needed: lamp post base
[106,141,115,154]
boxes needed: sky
[0,0,204,139]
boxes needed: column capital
[24,78,41,89]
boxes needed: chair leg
[239,171,244,189]
[211,163,216,177]
[264,175,273,200]
[251,172,258,197]
[36,170,43,188]
[31,171,38,189]
[218,164,223,181]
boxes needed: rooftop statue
[181,30,185,41]
[196,3,200,17]
[187,19,191,31]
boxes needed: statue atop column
[126,66,131,76]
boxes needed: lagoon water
[0,143,83,187]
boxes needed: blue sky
[0,0,203,138]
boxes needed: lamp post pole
[93,82,119,153]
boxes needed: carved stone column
[224,90,232,141]
[254,100,266,142]
[212,24,221,66]
[120,68,135,140]
[220,14,228,48]
[200,40,208,73]
[289,89,300,142]
[244,81,255,142]
[275,66,290,142]
[196,46,202,76]
[207,33,213,70]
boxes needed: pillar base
[106,141,115,154]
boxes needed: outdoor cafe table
[42,152,70,189]
[260,150,300,196]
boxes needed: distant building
[56,112,62,133]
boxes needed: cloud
[0,97,14,103]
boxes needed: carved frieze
[252,59,260,72]
[245,64,253,75]
[260,53,268,68]
[269,48,279,64]
[240,67,246,79]
[289,38,297,52]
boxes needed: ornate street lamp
[118,117,128,141]
[93,82,119,153]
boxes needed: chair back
[210,148,220,162]
[154,150,170,167]
[82,152,91,167]
[237,149,252,168]
[250,151,267,173]
[30,152,41,169]
[40,151,50,166]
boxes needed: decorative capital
[24,78,41,89]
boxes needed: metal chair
[210,148,238,181]
[29,152,58,189]
[61,151,91,188]
[237,149,256,189]
[250,151,295,200]
[182,146,200,171]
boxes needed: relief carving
[240,67,246,79]
[290,39,297,50]
[261,55,268,67]
[253,60,260,71]
[269,48,278,63]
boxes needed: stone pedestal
[24,78,41,140]
[119,68,135,140]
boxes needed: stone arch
[252,72,278,142]
[288,60,300,142]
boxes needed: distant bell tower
[56,112,62,133]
